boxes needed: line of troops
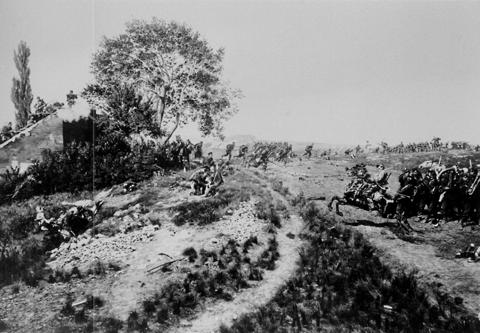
[379,141,480,154]
[343,160,480,226]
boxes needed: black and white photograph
[1,0,480,332]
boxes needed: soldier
[193,141,203,159]
[204,152,215,169]
[277,145,290,165]
[236,144,248,158]
[223,142,235,161]
[303,144,313,159]
[259,148,270,171]
[236,144,249,166]
[182,140,193,171]
[174,136,185,165]
[205,162,225,197]
[66,90,78,107]
[373,164,389,186]
[189,166,210,195]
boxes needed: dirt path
[167,170,305,333]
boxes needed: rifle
[468,172,480,196]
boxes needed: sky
[1,0,480,145]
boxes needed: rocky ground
[0,168,302,333]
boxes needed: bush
[271,179,289,196]
[0,124,182,204]
[173,186,249,226]
[102,317,123,333]
[255,201,281,228]
[182,247,198,262]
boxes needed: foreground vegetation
[220,196,480,333]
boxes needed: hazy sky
[1,0,480,145]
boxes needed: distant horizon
[2,0,480,145]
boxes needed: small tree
[87,18,240,141]
[11,41,33,129]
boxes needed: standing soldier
[237,144,249,166]
[223,142,235,161]
[182,139,193,171]
[194,141,203,160]
[175,136,185,166]
[259,148,270,171]
[66,90,78,107]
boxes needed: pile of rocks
[203,200,265,249]
[48,224,159,272]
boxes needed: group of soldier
[337,160,480,227]
[396,161,480,225]
[377,139,480,154]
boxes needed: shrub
[102,317,123,333]
[182,247,198,262]
[290,191,307,207]
[172,186,248,226]
[255,201,281,228]
[220,208,480,333]
[271,179,289,196]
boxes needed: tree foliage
[87,18,240,141]
[11,41,33,129]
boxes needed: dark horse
[328,182,386,216]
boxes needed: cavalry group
[328,161,480,232]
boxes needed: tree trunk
[157,86,166,132]
[164,113,181,144]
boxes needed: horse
[328,180,380,216]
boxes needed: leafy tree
[84,83,160,137]
[11,41,33,129]
[87,18,240,141]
